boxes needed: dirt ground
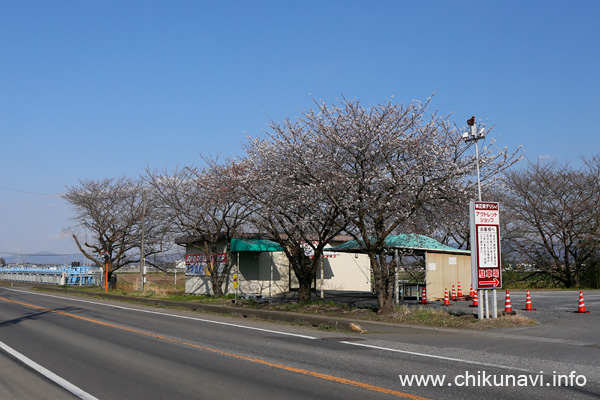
[115,272,186,286]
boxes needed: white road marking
[340,341,530,372]
[0,340,99,400]
[2,287,317,340]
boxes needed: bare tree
[63,177,170,288]
[418,185,507,250]
[273,96,521,313]
[146,159,251,296]
[501,157,600,287]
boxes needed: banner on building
[185,253,227,275]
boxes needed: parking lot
[293,289,600,344]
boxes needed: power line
[0,186,61,197]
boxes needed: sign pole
[492,288,498,318]
[478,289,484,319]
[470,200,502,319]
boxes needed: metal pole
[105,261,109,293]
[269,253,273,298]
[394,250,399,305]
[235,252,239,305]
[140,190,146,291]
[474,139,482,203]
[320,257,324,299]
[475,140,488,318]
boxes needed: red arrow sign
[479,278,500,287]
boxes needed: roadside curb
[30,285,368,333]
[5,283,542,335]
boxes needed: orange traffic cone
[421,287,428,305]
[457,282,463,298]
[469,290,479,308]
[468,284,475,298]
[442,288,452,306]
[522,289,537,311]
[574,291,590,314]
[504,290,516,315]
[451,285,456,300]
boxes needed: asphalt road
[1,286,599,400]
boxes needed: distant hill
[1,251,184,267]
[1,252,89,266]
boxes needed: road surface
[1,286,598,399]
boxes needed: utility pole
[139,190,146,291]
[102,251,109,293]
[464,116,498,319]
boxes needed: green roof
[230,238,283,252]
[332,234,470,254]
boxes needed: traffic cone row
[435,287,590,314]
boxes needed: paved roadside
[3,283,598,345]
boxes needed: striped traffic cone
[574,291,590,314]
[469,290,479,308]
[451,285,456,300]
[421,287,428,305]
[457,282,463,298]
[468,284,475,298]
[522,289,537,311]
[504,290,516,315]
[442,288,452,306]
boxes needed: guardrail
[0,269,102,286]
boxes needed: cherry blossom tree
[240,131,347,303]
[246,95,521,313]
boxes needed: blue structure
[0,264,102,286]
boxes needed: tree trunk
[105,269,116,290]
[297,283,312,303]
[211,269,225,296]
[377,289,395,315]
[371,254,396,315]
[296,262,314,303]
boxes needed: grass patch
[235,300,536,330]
[383,305,535,330]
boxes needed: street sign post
[470,201,502,319]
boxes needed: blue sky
[1,0,598,255]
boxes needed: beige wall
[425,253,471,301]
[186,246,372,296]
[231,251,371,296]
[320,253,371,291]
[230,251,290,297]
